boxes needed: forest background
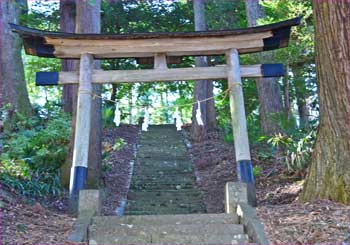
[0,0,317,199]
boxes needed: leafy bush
[102,106,115,128]
[253,165,263,177]
[267,129,316,172]
[0,112,71,197]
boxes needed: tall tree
[302,0,350,204]
[61,0,102,189]
[191,0,217,142]
[60,0,77,187]
[76,0,102,188]
[245,0,284,135]
[60,0,76,114]
[0,0,32,119]
[293,64,309,128]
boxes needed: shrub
[0,112,71,198]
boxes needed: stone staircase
[89,213,248,244]
[125,124,206,215]
[87,125,253,244]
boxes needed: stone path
[125,124,206,215]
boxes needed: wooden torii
[11,17,300,206]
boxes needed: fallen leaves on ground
[185,127,350,244]
[0,187,77,245]
[101,125,139,215]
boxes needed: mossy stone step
[126,197,204,207]
[137,152,188,159]
[92,213,239,226]
[127,190,202,200]
[89,223,244,238]
[123,209,204,216]
[134,159,193,169]
[132,168,193,176]
[132,168,193,175]
[130,182,194,191]
[153,233,249,244]
[125,205,205,214]
[131,174,195,183]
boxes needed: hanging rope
[195,101,204,126]
[77,83,241,127]
[173,107,183,131]
[141,107,150,131]
[113,102,121,126]
[80,86,236,111]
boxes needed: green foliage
[113,138,126,151]
[267,129,316,172]
[253,165,263,177]
[102,106,115,128]
[0,112,71,197]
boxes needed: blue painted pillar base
[237,160,257,207]
[69,166,87,214]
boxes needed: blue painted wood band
[36,72,59,86]
[237,160,255,184]
[71,166,87,192]
[261,64,285,77]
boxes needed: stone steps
[89,220,248,244]
[125,125,205,216]
[85,125,256,244]
[92,213,239,225]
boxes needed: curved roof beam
[10,17,301,59]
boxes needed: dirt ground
[0,125,139,245]
[0,186,76,244]
[101,125,139,215]
[185,127,350,244]
[1,124,349,244]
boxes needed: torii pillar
[227,49,256,206]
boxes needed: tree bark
[60,0,76,115]
[60,0,77,187]
[191,0,217,141]
[283,65,292,120]
[293,65,309,128]
[245,0,284,135]
[301,0,350,204]
[76,0,102,188]
[0,0,32,118]
[62,0,102,189]
[191,0,207,142]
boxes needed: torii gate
[11,17,300,206]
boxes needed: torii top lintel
[10,17,301,59]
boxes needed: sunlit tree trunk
[191,0,207,142]
[282,65,292,120]
[191,0,217,141]
[0,0,32,119]
[59,0,77,187]
[301,0,350,204]
[61,0,102,189]
[245,0,284,135]
[76,0,102,188]
[60,0,76,115]
[293,65,309,128]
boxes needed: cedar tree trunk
[301,0,350,204]
[191,0,217,141]
[0,0,32,118]
[60,0,76,115]
[75,0,102,188]
[245,0,284,135]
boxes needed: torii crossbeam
[11,17,301,207]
